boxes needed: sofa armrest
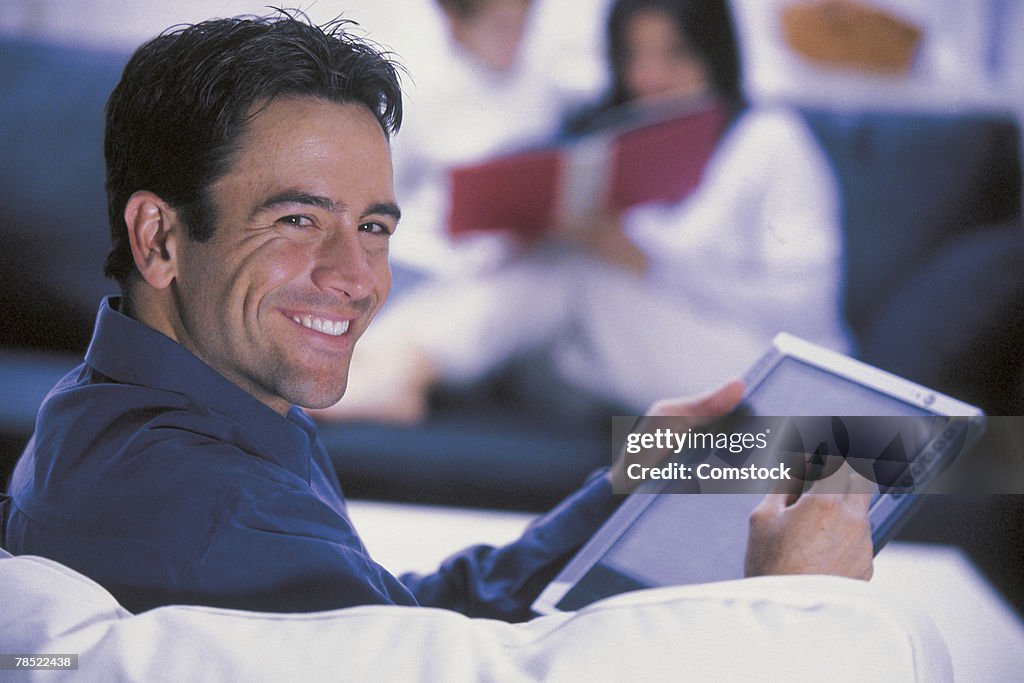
[0,549,950,681]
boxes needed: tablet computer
[532,333,986,615]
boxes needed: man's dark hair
[103,10,404,289]
[606,0,742,107]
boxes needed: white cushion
[0,549,950,682]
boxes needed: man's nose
[311,228,377,300]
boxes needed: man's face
[169,97,398,415]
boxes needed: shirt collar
[85,297,319,481]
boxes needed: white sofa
[0,547,951,682]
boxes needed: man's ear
[124,191,180,290]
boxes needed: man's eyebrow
[250,192,400,223]
[251,190,340,219]
[365,202,402,222]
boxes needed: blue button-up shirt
[4,298,618,619]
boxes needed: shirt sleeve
[400,470,620,622]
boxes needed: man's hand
[744,462,875,580]
[610,380,745,492]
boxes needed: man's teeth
[292,315,350,337]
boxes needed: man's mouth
[291,314,350,337]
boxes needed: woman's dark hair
[103,10,404,289]
[605,0,742,107]
[435,0,492,18]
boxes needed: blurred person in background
[319,0,849,424]
[387,0,600,284]
[563,0,741,133]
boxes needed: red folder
[447,99,730,239]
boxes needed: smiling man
[125,96,398,415]
[1,12,872,618]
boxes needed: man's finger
[649,379,744,419]
[805,460,878,497]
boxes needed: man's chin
[280,376,349,412]
[296,397,342,411]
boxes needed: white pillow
[0,550,950,681]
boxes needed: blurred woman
[567,0,742,134]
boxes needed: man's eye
[359,222,393,236]
[280,215,315,228]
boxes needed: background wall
[2,0,1021,116]
[733,0,1023,112]
[0,1,611,104]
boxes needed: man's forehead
[216,97,396,204]
[243,95,388,142]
